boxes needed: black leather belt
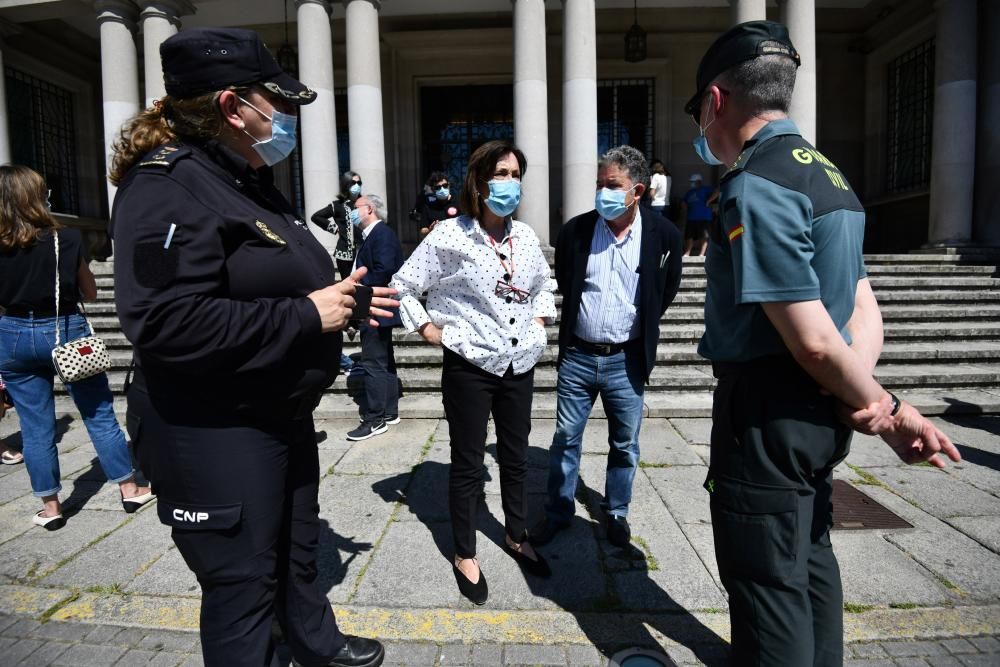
[1,306,77,318]
[572,335,633,356]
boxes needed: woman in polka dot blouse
[391,140,557,605]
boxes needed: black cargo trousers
[705,356,853,666]
[126,382,344,667]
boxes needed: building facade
[0,0,995,256]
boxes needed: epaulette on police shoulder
[721,140,757,182]
[137,144,191,170]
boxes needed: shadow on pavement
[372,443,730,665]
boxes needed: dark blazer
[354,221,404,327]
[555,206,683,382]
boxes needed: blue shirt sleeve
[728,172,821,304]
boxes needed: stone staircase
[59,254,1000,419]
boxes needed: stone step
[37,386,1000,420]
[83,288,1000,320]
[86,252,1000,275]
[94,340,1000,370]
[54,363,1000,396]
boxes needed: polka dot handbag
[49,232,111,384]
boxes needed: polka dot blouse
[390,215,557,376]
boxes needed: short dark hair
[718,49,797,116]
[459,140,527,220]
[426,171,449,188]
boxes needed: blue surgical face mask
[349,207,362,227]
[435,187,450,200]
[239,97,298,166]
[595,185,637,221]
[349,183,362,197]
[483,179,521,218]
[693,107,723,166]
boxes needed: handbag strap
[53,230,61,347]
[52,231,96,344]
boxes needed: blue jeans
[546,344,645,524]
[0,313,133,497]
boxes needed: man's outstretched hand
[879,402,961,468]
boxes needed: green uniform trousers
[706,356,853,666]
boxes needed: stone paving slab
[832,531,954,606]
[1,414,999,663]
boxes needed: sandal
[1,450,24,465]
[32,510,66,531]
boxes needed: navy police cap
[685,20,800,120]
[161,27,316,104]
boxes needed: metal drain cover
[609,648,669,667]
[832,480,912,530]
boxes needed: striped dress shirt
[574,209,643,344]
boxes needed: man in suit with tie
[347,194,405,441]
[532,145,684,548]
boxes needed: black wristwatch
[888,392,901,416]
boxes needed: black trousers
[128,385,344,667]
[360,324,398,422]
[441,348,534,558]
[706,357,852,667]
[336,259,354,282]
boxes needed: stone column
[513,0,550,243]
[137,1,193,107]
[296,0,339,224]
[0,20,20,165]
[96,1,141,209]
[561,0,597,222]
[780,0,816,145]
[974,0,999,246]
[344,0,387,210]
[729,0,766,25]
[928,0,977,245]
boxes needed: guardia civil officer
[689,21,961,665]
[108,27,396,667]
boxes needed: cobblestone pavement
[0,613,998,666]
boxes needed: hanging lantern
[625,0,647,63]
[277,0,298,77]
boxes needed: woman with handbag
[0,165,151,530]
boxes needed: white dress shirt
[351,219,380,274]
[575,209,643,344]
[390,215,557,376]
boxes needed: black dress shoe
[453,562,488,605]
[325,635,385,667]
[504,542,552,578]
[529,518,569,546]
[607,514,631,548]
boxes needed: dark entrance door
[419,84,514,203]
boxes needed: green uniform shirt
[698,119,867,362]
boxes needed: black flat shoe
[292,635,384,667]
[453,561,488,605]
[121,490,155,514]
[608,514,632,548]
[504,542,552,578]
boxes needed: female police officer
[108,27,394,667]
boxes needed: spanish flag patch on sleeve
[728,224,745,242]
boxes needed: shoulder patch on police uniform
[742,134,864,216]
[138,145,192,170]
[255,220,287,246]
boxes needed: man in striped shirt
[532,145,683,549]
